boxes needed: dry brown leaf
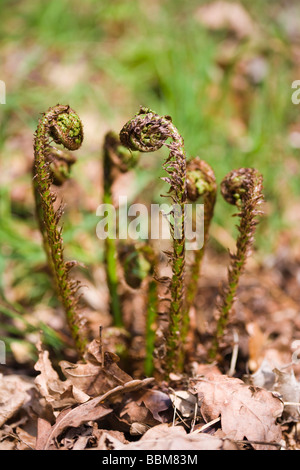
[93,429,127,450]
[169,390,197,418]
[114,387,167,432]
[43,378,154,449]
[43,403,112,449]
[58,423,93,450]
[59,339,132,397]
[119,399,155,429]
[115,423,237,450]
[0,434,16,450]
[36,418,52,450]
[34,341,90,409]
[274,368,300,423]
[136,389,171,422]
[248,358,276,390]
[71,434,92,450]
[34,338,133,410]
[129,422,150,435]
[0,374,35,427]
[190,374,283,450]
[15,427,36,450]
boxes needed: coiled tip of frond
[221,168,263,207]
[186,157,216,202]
[119,106,171,153]
[49,105,84,151]
[119,244,155,289]
[104,131,139,172]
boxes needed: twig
[191,417,221,433]
[228,329,239,376]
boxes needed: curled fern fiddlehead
[33,104,86,355]
[210,167,264,359]
[120,244,153,290]
[120,107,187,375]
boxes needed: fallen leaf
[136,389,171,422]
[0,374,35,427]
[129,422,150,435]
[274,368,300,423]
[114,385,166,431]
[59,339,132,397]
[58,423,94,450]
[72,434,92,450]
[0,430,17,450]
[247,358,276,390]
[43,403,112,450]
[115,423,237,450]
[169,390,197,418]
[36,418,52,450]
[15,427,36,450]
[119,399,157,429]
[34,341,90,409]
[43,378,154,449]
[190,374,283,450]
[93,428,127,450]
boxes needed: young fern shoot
[102,132,139,327]
[176,157,217,365]
[33,104,86,355]
[120,243,158,376]
[210,168,264,359]
[120,107,187,374]
[185,158,217,315]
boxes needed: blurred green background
[1,0,300,356]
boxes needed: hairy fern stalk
[210,168,264,359]
[33,104,86,355]
[120,107,187,374]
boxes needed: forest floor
[1,239,300,450]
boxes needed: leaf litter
[2,333,298,450]
[2,288,300,451]
[2,227,300,449]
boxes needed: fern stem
[33,104,86,355]
[177,158,217,367]
[120,107,187,375]
[144,279,158,376]
[210,168,263,359]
